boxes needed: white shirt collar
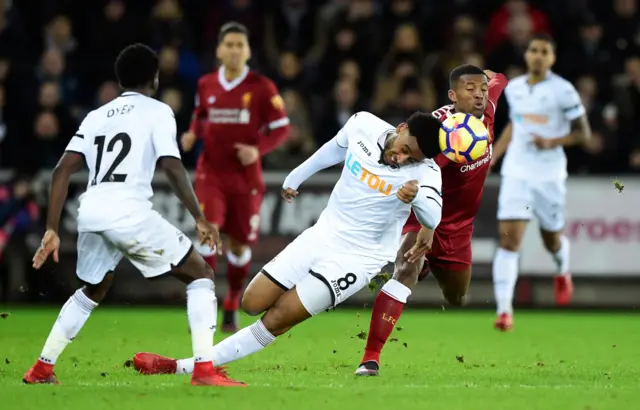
[218,65,249,91]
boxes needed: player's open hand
[181,131,197,152]
[281,187,298,203]
[532,135,557,150]
[404,227,434,263]
[397,180,419,203]
[32,229,60,269]
[196,218,223,255]
[234,143,260,166]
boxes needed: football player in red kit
[355,65,508,376]
[182,22,290,333]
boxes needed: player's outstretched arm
[158,157,204,222]
[47,152,85,233]
[282,136,347,195]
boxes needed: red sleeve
[485,73,508,120]
[257,78,290,155]
[188,78,206,136]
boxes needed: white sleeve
[65,115,91,155]
[152,104,181,159]
[283,137,347,190]
[557,82,585,121]
[410,164,443,229]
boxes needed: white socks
[381,279,412,303]
[177,319,276,375]
[492,248,519,315]
[186,278,217,364]
[40,289,98,364]
[552,235,570,274]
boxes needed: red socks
[362,291,405,363]
[224,263,249,311]
[362,279,412,364]
[223,248,252,311]
[203,255,217,272]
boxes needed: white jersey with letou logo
[64,91,181,232]
[310,112,442,261]
[501,72,585,181]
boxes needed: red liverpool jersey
[406,73,508,231]
[189,65,290,193]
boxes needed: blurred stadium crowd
[0,0,639,175]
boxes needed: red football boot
[191,361,247,387]
[494,313,513,332]
[554,274,573,306]
[133,352,177,375]
[23,360,59,384]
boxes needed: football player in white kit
[132,111,444,378]
[490,34,592,331]
[23,44,245,387]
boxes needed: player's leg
[428,227,473,306]
[222,191,263,333]
[120,212,243,386]
[357,231,420,375]
[493,178,533,330]
[534,180,572,306]
[195,178,226,275]
[135,227,317,376]
[23,233,121,384]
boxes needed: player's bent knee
[241,271,286,316]
[83,271,114,303]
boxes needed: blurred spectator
[32,48,79,109]
[96,80,120,106]
[605,0,640,73]
[160,87,189,136]
[264,90,316,169]
[273,50,307,92]
[487,13,534,72]
[28,111,66,170]
[264,0,325,69]
[380,76,428,125]
[44,15,77,60]
[36,81,76,138]
[158,45,195,95]
[0,174,39,303]
[485,0,551,53]
[316,79,364,144]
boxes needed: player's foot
[221,309,239,333]
[554,274,573,306]
[354,360,380,376]
[191,361,247,386]
[133,352,177,375]
[494,313,513,332]
[23,360,59,384]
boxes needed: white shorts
[76,210,193,284]
[261,227,390,315]
[497,176,566,232]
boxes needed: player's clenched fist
[195,218,222,255]
[281,187,298,203]
[180,131,197,152]
[404,227,434,263]
[397,180,418,203]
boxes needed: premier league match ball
[439,113,489,163]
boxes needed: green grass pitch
[1,307,638,410]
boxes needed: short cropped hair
[219,21,249,43]
[449,64,486,89]
[114,43,159,89]
[529,33,556,51]
[406,112,443,159]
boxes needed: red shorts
[402,212,472,271]
[195,176,263,244]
